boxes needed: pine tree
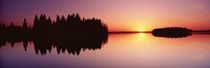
[23,18,28,32]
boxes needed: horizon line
[109,30,210,34]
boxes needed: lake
[1,33,210,68]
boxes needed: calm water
[1,33,210,68]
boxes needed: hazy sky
[0,0,210,31]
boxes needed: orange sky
[0,0,210,31]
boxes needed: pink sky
[0,0,210,31]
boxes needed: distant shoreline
[109,30,210,34]
[192,30,210,34]
[108,31,150,34]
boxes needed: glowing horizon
[0,0,210,31]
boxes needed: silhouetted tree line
[0,13,108,55]
[0,13,108,40]
[32,13,108,40]
[152,27,192,38]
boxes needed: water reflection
[0,32,206,56]
[1,33,210,68]
[152,33,192,38]
[0,36,108,55]
[106,33,210,68]
[139,33,144,37]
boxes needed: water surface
[1,33,210,68]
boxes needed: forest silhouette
[0,13,108,40]
[0,13,108,55]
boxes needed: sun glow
[139,29,144,32]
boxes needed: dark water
[1,33,210,68]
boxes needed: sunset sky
[0,0,210,31]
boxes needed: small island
[152,27,192,38]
